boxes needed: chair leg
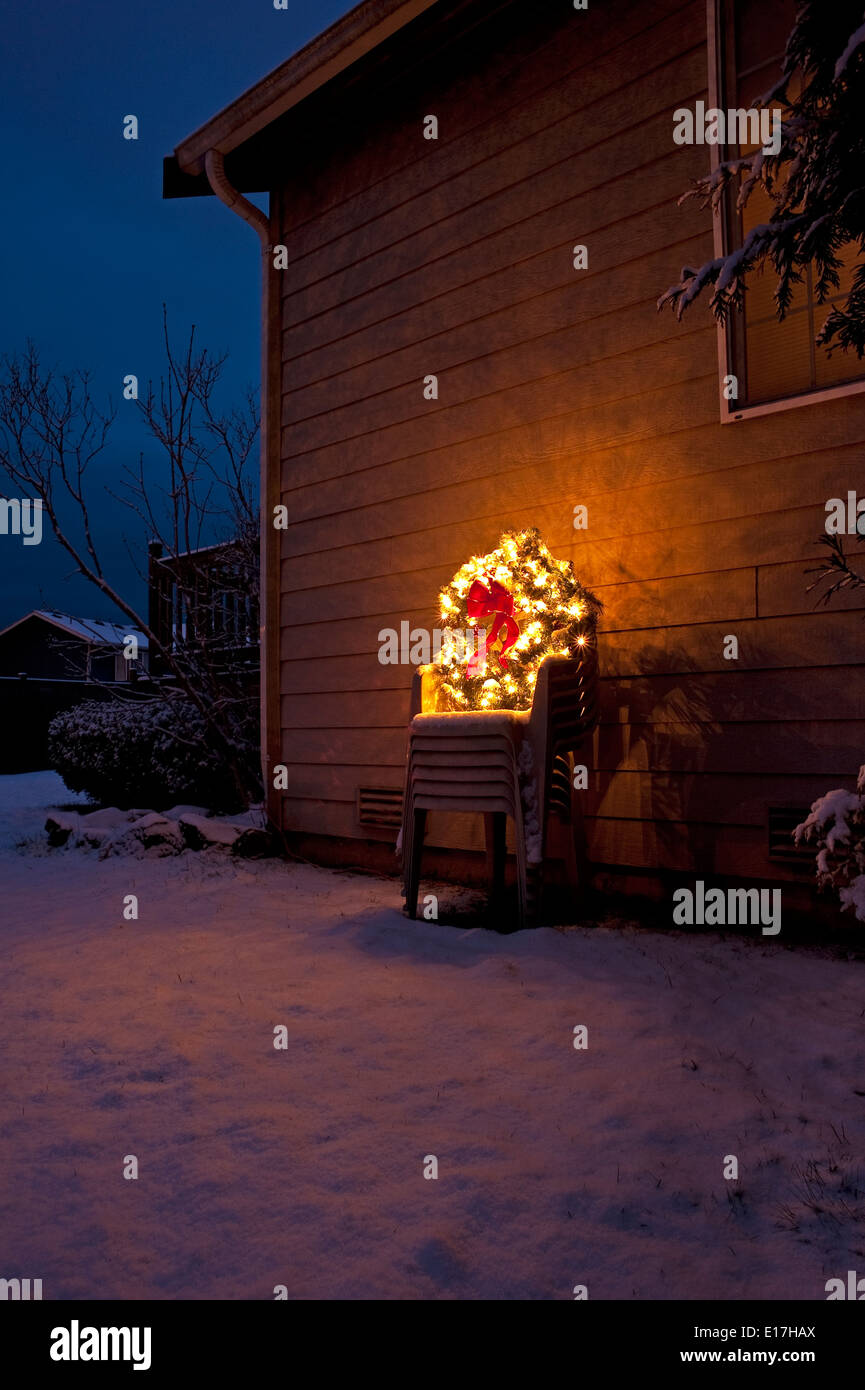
[405,808,427,919]
[524,861,541,926]
[521,770,542,929]
[561,808,580,892]
[484,812,507,910]
[568,776,591,893]
[511,791,528,933]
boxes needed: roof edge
[174,0,441,177]
[0,610,148,647]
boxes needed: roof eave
[172,0,440,180]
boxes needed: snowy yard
[1,771,864,1300]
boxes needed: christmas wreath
[430,527,601,711]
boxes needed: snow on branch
[660,1,865,356]
[834,21,865,80]
[795,765,865,923]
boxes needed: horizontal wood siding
[274,0,865,880]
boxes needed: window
[114,652,142,682]
[715,0,865,415]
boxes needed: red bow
[466,577,520,675]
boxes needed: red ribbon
[466,577,520,675]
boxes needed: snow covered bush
[47,698,255,812]
[794,768,865,921]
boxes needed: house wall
[272,0,865,887]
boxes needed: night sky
[0,0,352,629]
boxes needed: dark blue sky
[0,0,352,629]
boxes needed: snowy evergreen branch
[659,2,865,356]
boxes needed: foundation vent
[357,786,403,830]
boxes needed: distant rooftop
[0,609,149,650]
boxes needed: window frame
[708,0,865,423]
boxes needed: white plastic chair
[401,649,599,928]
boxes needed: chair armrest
[409,667,424,719]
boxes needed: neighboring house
[165,0,865,897]
[0,610,149,773]
[0,610,148,682]
[147,540,259,682]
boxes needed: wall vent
[357,786,403,829]
[767,805,813,867]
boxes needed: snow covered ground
[1,770,863,1300]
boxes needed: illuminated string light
[430,528,601,711]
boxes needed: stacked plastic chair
[401,647,600,929]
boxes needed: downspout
[204,149,269,242]
[203,149,278,816]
